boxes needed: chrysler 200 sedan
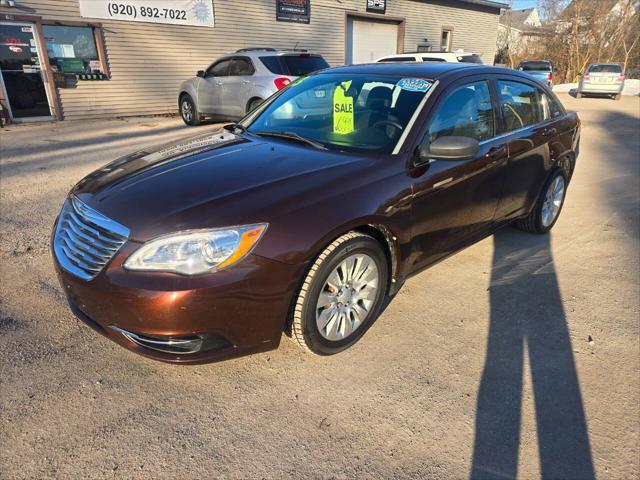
[52,63,580,364]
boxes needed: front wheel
[291,232,389,355]
[514,170,567,234]
[180,95,200,126]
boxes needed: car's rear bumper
[54,250,304,364]
[580,82,623,94]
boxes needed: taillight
[619,74,625,81]
[547,72,553,81]
[584,72,590,80]
[274,77,291,90]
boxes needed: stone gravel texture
[0,95,638,479]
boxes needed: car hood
[72,129,371,241]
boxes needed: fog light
[110,326,231,355]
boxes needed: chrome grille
[53,196,130,280]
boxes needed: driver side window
[206,59,231,77]
[427,81,495,144]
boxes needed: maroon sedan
[52,63,579,363]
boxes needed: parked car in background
[178,48,330,125]
[577,63,625,100]
[376,51,484,64]
[53,63,579,364]
[517,60,553,87]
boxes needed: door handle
[485,145,507,159]
[241,80,250,84]
[542,127,557,137]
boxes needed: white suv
[376,51,483,64]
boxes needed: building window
[42,25,102,74]
[441,28,453,51]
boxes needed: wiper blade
[223,123,247,134]
[253,131,328,150]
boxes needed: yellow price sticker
[333,81,354,135]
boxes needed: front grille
[53,196,129,280]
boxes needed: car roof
[322,62,516,80]
[232,48,321,57]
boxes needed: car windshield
[260,55,330,76]
[245,73,432,154]
[520,61,551,71]
[588,64,622,73]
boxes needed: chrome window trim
[392,80,439,155]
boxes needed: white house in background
[497,7,542,54]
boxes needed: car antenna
[293,41,299,51]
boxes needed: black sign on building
[276,0,311,24]
[366,0,387,14]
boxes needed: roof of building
[460,0,509,9]
[500,8,537,30]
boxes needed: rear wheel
[246,97,263,114]
[514,170,567,234]
[291,232,389,355]
[180,94,200,126]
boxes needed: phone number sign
[79,0,215,27]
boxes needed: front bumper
[54,243,304,364]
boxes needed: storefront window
[42,25,100,74]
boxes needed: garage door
[346,17,399,64]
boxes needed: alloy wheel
[315,253,380,341]
[541,175,565,227]
[181,100,193,122]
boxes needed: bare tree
[512,0,639,82]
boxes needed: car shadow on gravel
[470,229,595,480]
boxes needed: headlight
[123,224,267,275]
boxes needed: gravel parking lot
[1,94,638,479]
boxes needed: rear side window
[519,61,552,71]
[421,57,446,62]
[540,91,564,119]
[229,58,254,76]
[459,54,483,64]
[259,55,329,75]
[427,81,495,143]
[379,57,415,62]
[588,64,622,73]
[497,80,543,131]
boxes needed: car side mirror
[196,70,205,78]
[415,136,479,165]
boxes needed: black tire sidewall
[533,170,567,233]
[301,237,389,355]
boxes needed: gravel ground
[1,96,638,479]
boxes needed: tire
[246,97,263,114]
[514,169,567,234]
[291,232,389,355]
[179,94,200,126]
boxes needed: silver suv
[178,48,330,126]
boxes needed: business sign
[366,0,386,14]
[79,0,215,27]
[276,0,310,24]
